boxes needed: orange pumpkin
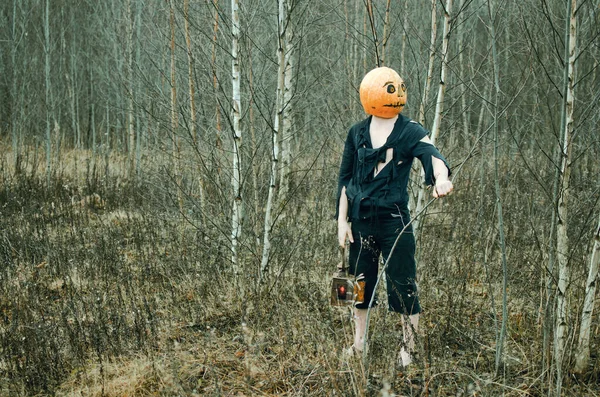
[359,67,407,119]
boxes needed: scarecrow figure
[336,66,453,367]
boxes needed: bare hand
[338,220,354,247]
[433,178,453,198]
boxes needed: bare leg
[400,313,419,366]
[354,308,368,352]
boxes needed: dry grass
[1,145,599,396]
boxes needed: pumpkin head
[359,67,407,119]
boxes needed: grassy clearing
[0,146,599,396]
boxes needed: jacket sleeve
[335,128,356,220]
[408,124,451,186]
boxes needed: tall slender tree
[127,0,135,174]
[573,215,600,373]
[554,0,577,393]
[211,0,222,150]
[413,0,451,235]
[169,0,184,216]
[486,0,509,375]
[230,0,243,277]
[184,0,206,219]
[278,0,295,200]
[44,0,52,186]
[10,0,21,172]
[418,0,437,127]
[260,0,287,282]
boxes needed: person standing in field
[336,66,453,367]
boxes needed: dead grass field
[0,146,599,396]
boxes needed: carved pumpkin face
[359,67,407,119]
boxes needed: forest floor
[1,151,600,396]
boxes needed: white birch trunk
[211,0,222,150]
[169,0,184,216]
[418,0,437,126]
[134,0,142,175]
[411,0,437,214]
[554,0,576,393]
[350,0,360,116]
[44,0,52,186]
[279,1,293,200]
[126,0,135,165]
[230,0,243,277]
[105,103,111,182]
[381,0,392,65]
[69,11,80,150]
[573,216,600,373]
[260,0,286,281]
[11,0,20,172]
[457,0,469,148]
[413,0,450,236]
[248,46,261,249]
[400,0,408,74]
[91,73,96,159]
[184,0,197,146]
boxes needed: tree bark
[260,0,286,282]
[400,0,408,74]
[279,0,294,201]
[185,0,206,220]
[573,216,600,374]
[381,0,392,66]
[211,0,222,151]
[10,0,21,173]
[365,0,380,66]
[457,0,469,148]
[554,0,577,393]
[413,0,450,236]
[230,0,243,278]
[184,0,197,147]
[169,0,184,216]
[486,0,509,375]
[126,0,135,172]
[44,0,52,187]
[418,0,437,126]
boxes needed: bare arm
[337,187,354,247]
[419,136,453,198]
[431,156,453,197]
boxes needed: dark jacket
[336,115,450,221]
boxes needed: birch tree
[126,0,135,173]
[413,0,451,235]
[184,0,206,218]
[380,0,392,66]
[169,0,184,216]
[486,0,509,375]
[211,0,222,150]
[67,10,81,151]
[418,0,437,127]
[573,215,600,374]
[184,0,197,147]
[260,0,286,281]
[44,0,52,187]
[554,0,577,393]
[230,0,243,277]
[10,0,22,172]
[278,0,294,200]
[400,0,408,74]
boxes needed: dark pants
[349,210,421,315]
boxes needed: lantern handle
[337,245,348,272]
